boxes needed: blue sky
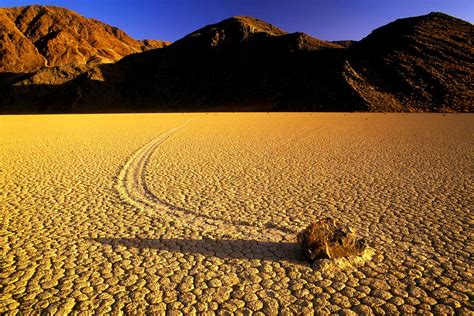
[2,0,473,42]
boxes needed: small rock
[297,217,367,261]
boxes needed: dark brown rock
[297,218,367,262]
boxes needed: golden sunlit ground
[1,113,472,314]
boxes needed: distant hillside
[0,7,472,113]
[0,5,169,73]
[344,12,473,112]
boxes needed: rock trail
[116,120,293,242]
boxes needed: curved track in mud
[117,121,189,210]
[116,120,292,240]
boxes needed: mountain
[0,7,472,113]
[0,5,169,73]
[110,16,350,111]
[344,12,473,112]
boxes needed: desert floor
[1,113,472,314]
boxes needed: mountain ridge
[0,7,472,113]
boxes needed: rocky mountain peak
[225,16,288,36]
[0,5,170,72]
[172,15,287,50]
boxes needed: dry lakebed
[1,113,472,314]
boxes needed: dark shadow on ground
[91,237,305,263]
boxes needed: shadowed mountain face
[345,12,474,112]
[112,16,356,112]
[0,7,472,113]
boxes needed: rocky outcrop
[0,5,170,72]
[0,9,46,72]
[140,39,170,51]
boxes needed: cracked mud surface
[1,113,473,314]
